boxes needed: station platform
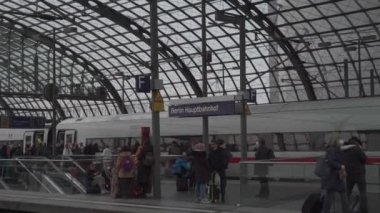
[0,180,379,213]
[0,180,302,213]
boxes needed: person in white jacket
[62,143,72,156]
[102,145,112,171]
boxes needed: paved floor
[0,180,378,213]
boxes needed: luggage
[349,195,360,213]
[314,157,331,179]
[208,184,220,203]
[302,193,324,213]
[176,176,188,191]
[208,172,220,203]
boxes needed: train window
[66,134,73,144]
[25,135,32,144]
[57,131,65,145]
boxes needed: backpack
[314,157,331,179]
[122,156,134,172]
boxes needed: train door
[23,131,34,154]
[64,130,76,148]
[22,130,44,154]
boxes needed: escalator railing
[0,157,86,194]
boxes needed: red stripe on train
[230,157,380,164]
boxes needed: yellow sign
[0,116,9,128]
[244,103,251,115]
[152,91,165,112]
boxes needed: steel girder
[0,17,127,116]
[76,0,203,97]
[0,97,12,116]
[230,0,317,100]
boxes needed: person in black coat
[341,136,368,213]
[321,138,348,213]
[254,138,274,199]
[208,139,231,203]
[192,142,210,203]
[136,138,154,196]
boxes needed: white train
[1,96,380,159]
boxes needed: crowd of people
[0,135,369,211]
[83,139,154,198]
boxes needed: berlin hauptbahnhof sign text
[168,95,244,117]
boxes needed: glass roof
[0,0,379,120]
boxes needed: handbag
[314,157,331,179]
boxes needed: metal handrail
[43,158,86,194]
[15,158,52,193]
[0,179,10,190]
[41,174,65,195]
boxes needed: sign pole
[150,0,161,199]
[201,0,209,150]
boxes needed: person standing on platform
[192,142,210,203]
[136,138,154,197]
[62,143,72,156]
[114,146,135,198]
[321,138,349,213]
[341,136,368,213]
[254,138,275,199]
[208,139,231,203]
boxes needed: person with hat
[191,142,211,203]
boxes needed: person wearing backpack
[208,139,231,203]
[254,138,275,199]
[321,138,349,213]
[115,146,135,198]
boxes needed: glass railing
[239,160,380,212]
[2,154,377,213]
[0,157,87,194]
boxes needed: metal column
[240,18,247,163]
[52,28,57,157]
[202,0,209,149]
[150,0,161,199]
[239,17,248,204]
[344,59,349,98]
[358,41,362,96]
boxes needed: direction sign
[135,75,151,93]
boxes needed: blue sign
[169,101,236,117]
[6,116,46,128]
[135,75,151,93]
[11,116,33,128]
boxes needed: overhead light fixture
[215,10,245,25]
[360,35,377,42]
[344,46,357,52]
[62,27,77,34]
[318,41,332,48]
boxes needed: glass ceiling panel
[0,0,378,118]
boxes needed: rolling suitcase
[349,195,360,213]
[302,193,323,213]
